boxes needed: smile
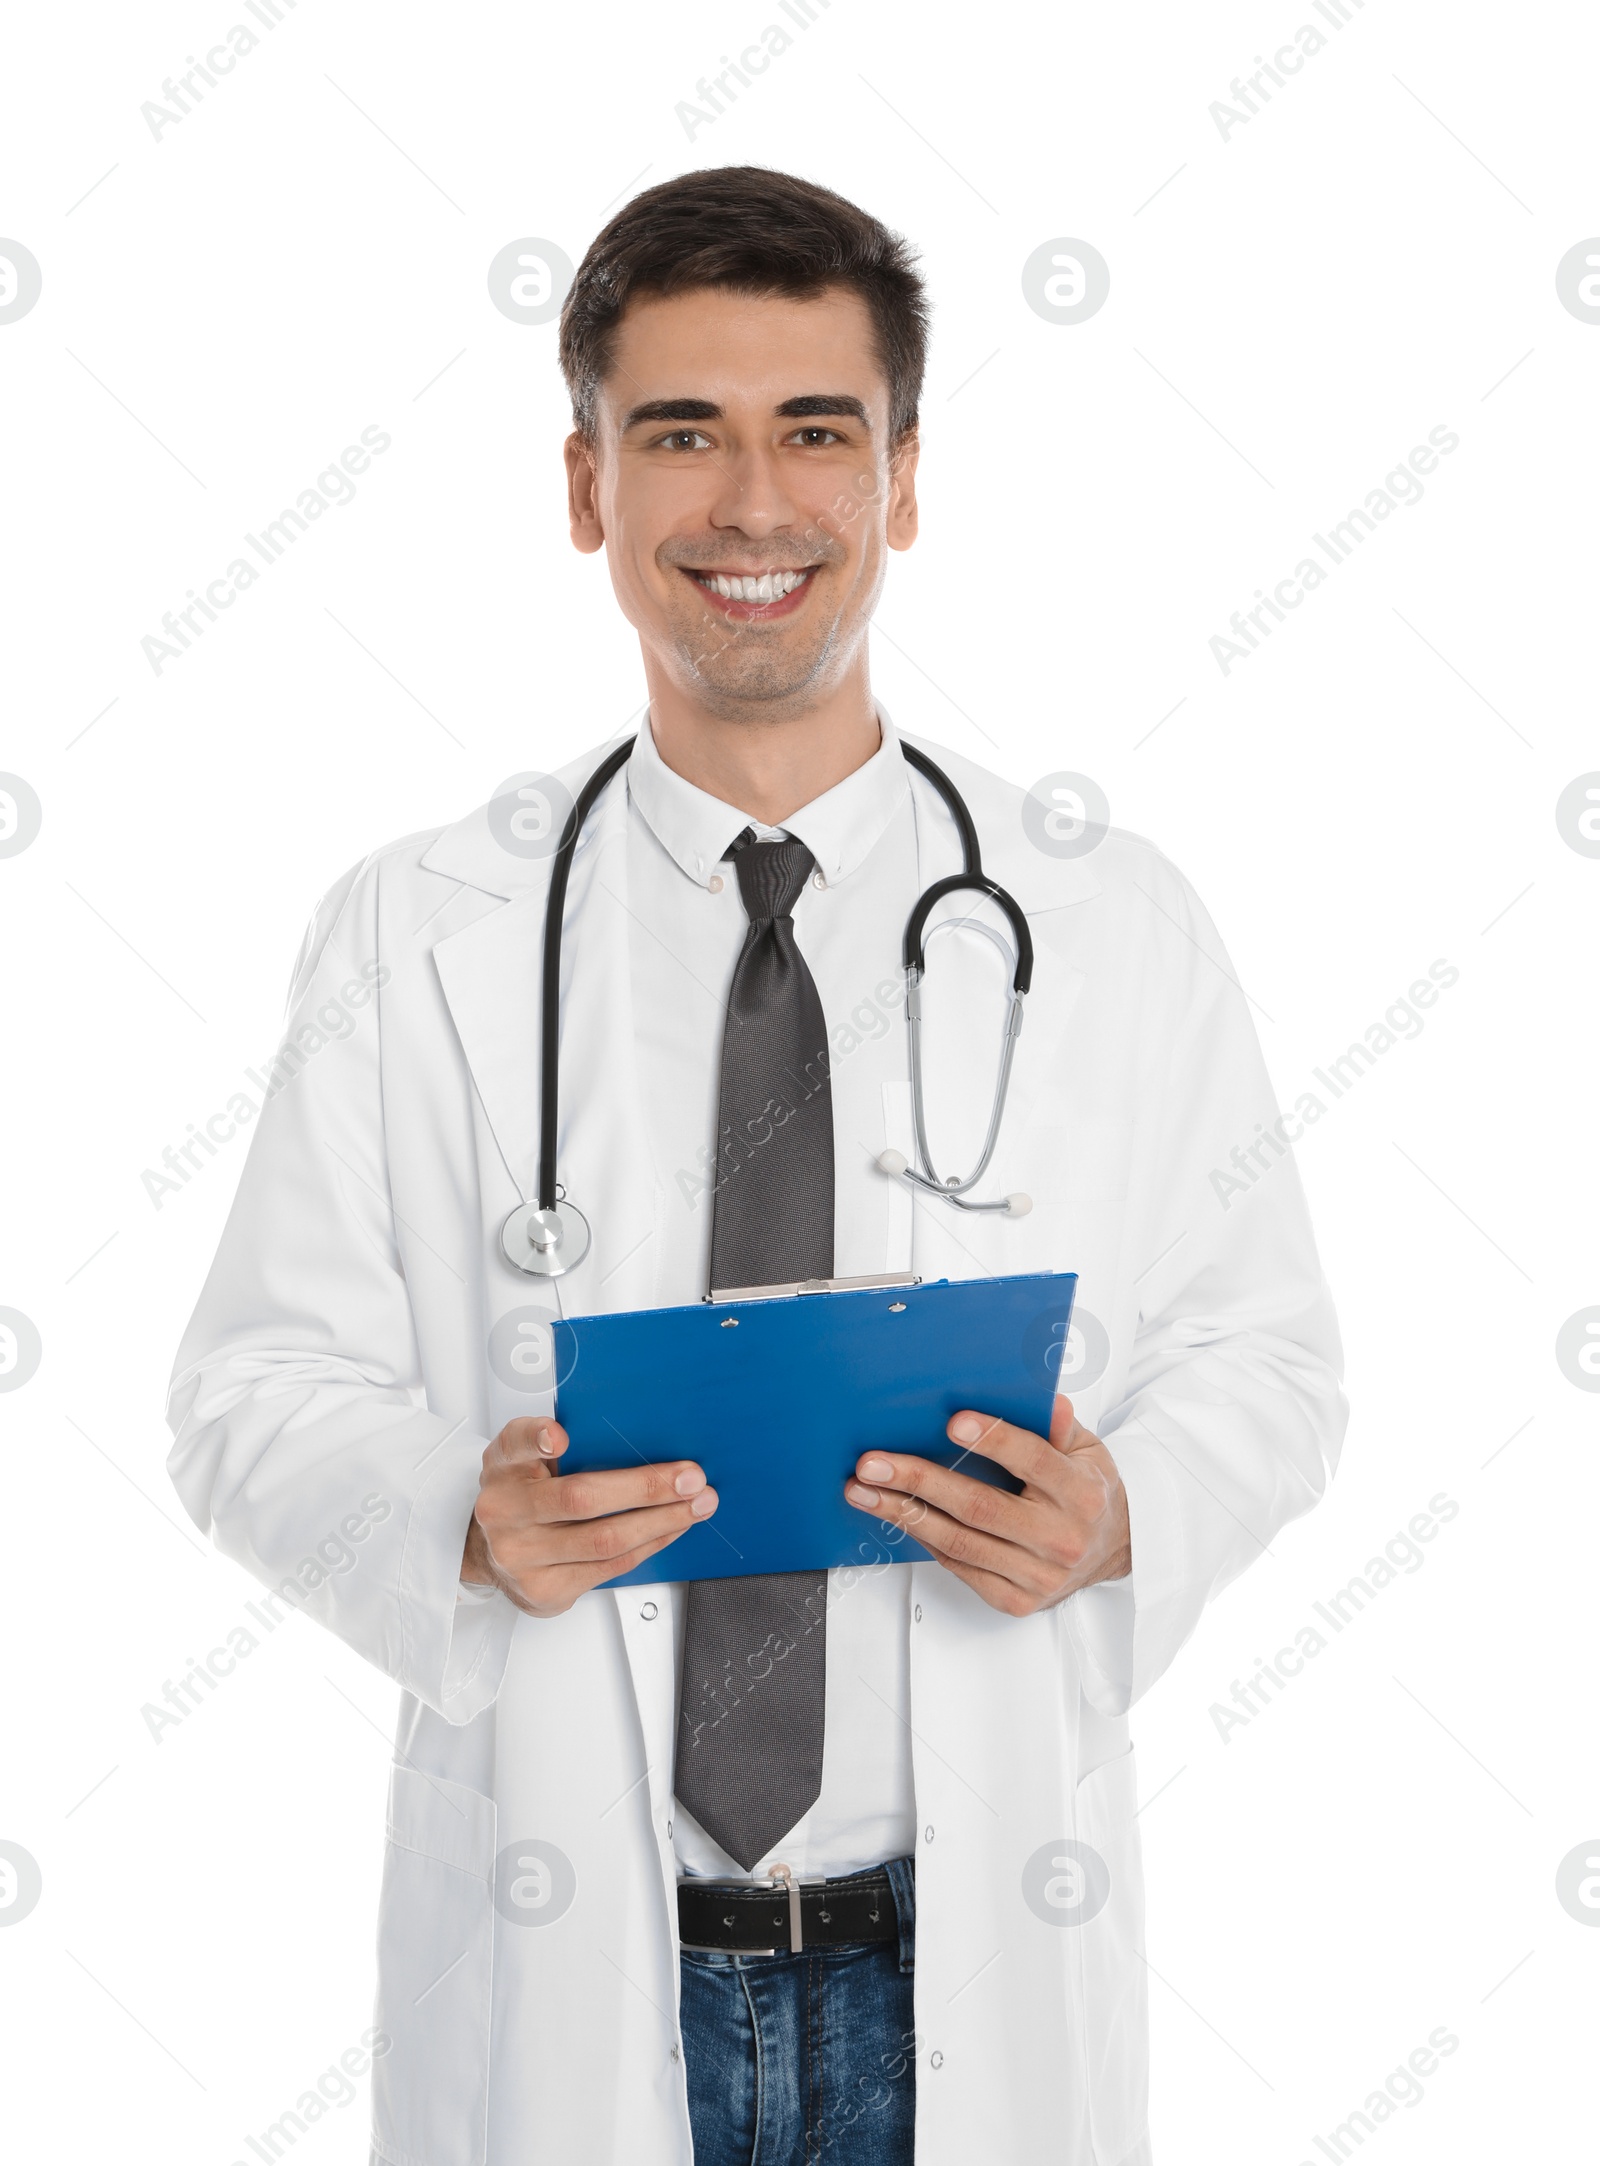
[682,566,818,618]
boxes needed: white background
[1,1,1596,2159]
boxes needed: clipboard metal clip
[706,1272,922,1305]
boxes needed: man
[168,166,1345,2165]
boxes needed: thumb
[1047,1395,1084,1452]
[494,1415,568,1475]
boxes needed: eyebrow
[776,395,871,429]
[620,393,872,432]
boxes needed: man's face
[565,285,918,717]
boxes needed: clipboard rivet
[720,1318,739,1328]
[889,1301,907,1313]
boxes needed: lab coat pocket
[1073,1746,1150,2166]
[372,1765,496,2166]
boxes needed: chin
[687,661,833,714]
[673,626,842,709]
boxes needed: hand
[462,1417,718,1618]
[843,1396,1131,1617]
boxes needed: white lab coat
[167,727,1344,2166]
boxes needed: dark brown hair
[559,165,929,446]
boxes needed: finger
[843,1483,1059,1595]
[852,1446,1045,1539]
[495,1416,569,1468]
[529,1461,709,1524]
[474,1463,710,1558]
[513,1491,719,1567]
[943,1410,1063,1489]
[510,1512,713,1610]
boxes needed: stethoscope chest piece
[501,1197,591,1277]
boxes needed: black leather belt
[678,1864,900,1955]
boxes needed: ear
[565,431,605,554]
[885,429,920,553]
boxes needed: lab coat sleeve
[165,854,515,1723]
[1062,851,1347,1715]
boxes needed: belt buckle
[677,1875,772,1958]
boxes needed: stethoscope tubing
[905,971,1025,1203]
[531,734,1030,1232]
[537,737,635,1213]
[896,743,1031,1210]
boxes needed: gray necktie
[674,829,833,1872]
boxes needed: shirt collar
[626,703,910,890]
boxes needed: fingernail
[690,1490,717,1517]
[949,1415,982,1445]
[859,1455,893,1481]
[847,1481,880,1508]
[674,1468,705,1495]
[536,1431,557,1455]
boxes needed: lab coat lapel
[422,746,658,1317]
[430,884,547,1206]
[551,796,660,1315]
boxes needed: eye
[656,428,712,452]
[789,425,843,447]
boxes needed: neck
[643,667,882,827]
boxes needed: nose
[706,441,803,540]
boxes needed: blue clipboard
[552,1270,1077,1586]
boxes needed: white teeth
[698,569,809,601]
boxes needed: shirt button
[930,2050,944,2070]
[708,874,724,894]
[812,870,826,889]
[640,1601,658,1620]
[914,1604,922,1623]
[924,1824,934,1843]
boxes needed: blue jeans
[679,1856,916,2166]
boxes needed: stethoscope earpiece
[876,1149,1032,1219]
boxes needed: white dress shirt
[622,710,922,1884]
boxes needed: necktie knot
[725,829,815,923]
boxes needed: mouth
[678,565,818,620]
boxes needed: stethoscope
[501,737,1033,1278]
